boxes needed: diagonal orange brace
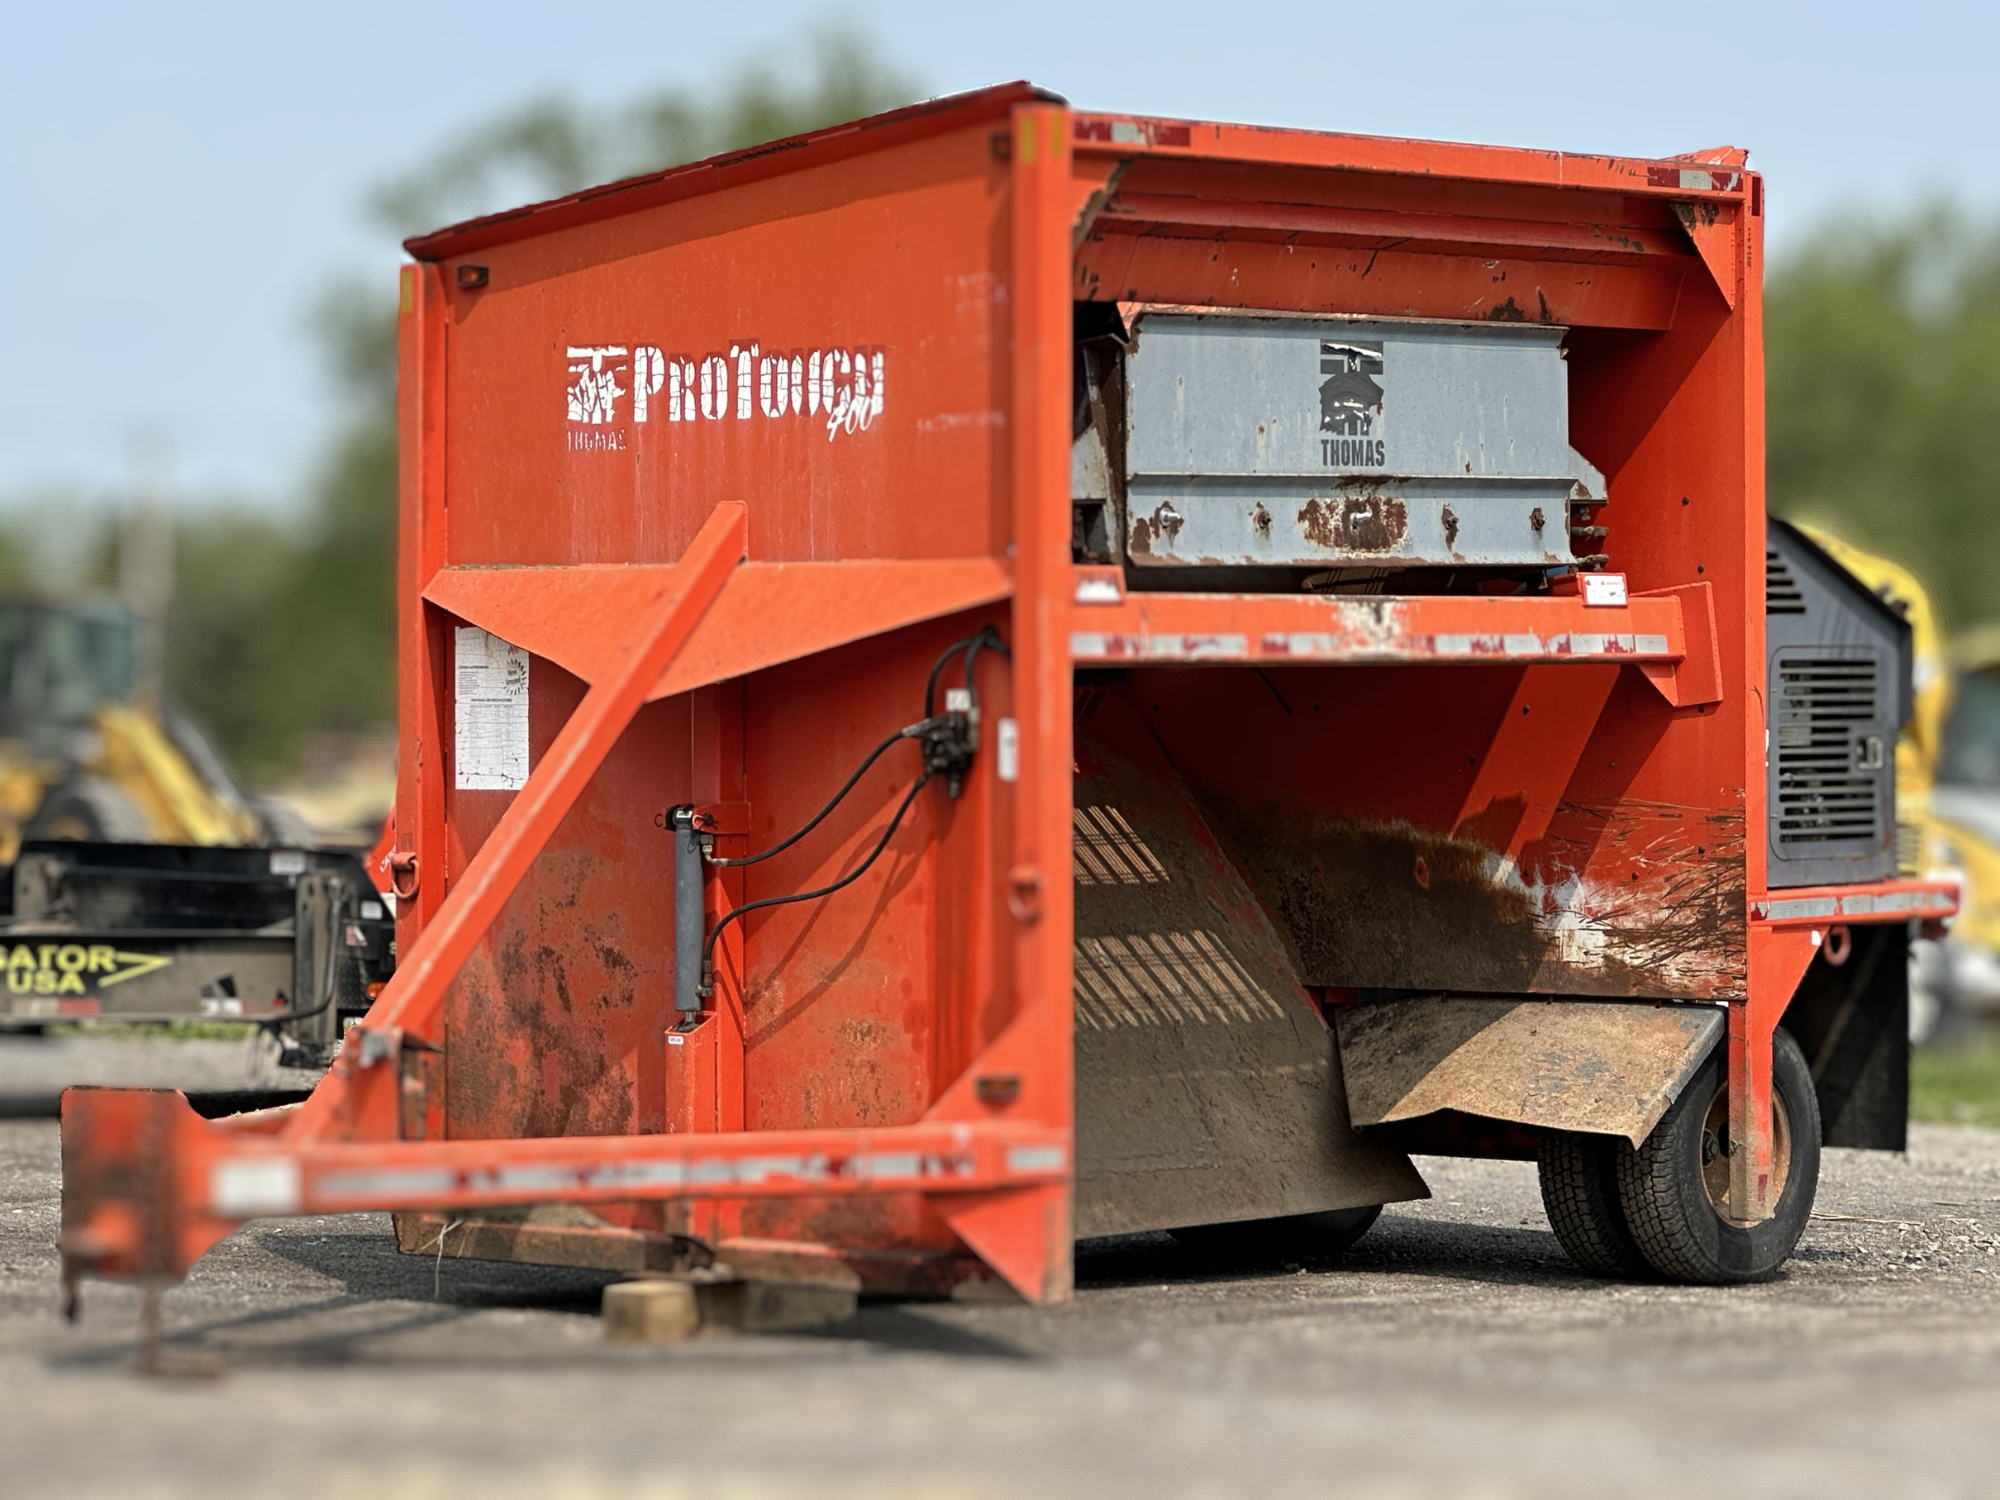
[287,502,746,1143]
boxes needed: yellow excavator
[0,597,304,864]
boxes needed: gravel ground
[5,1118,2000,1497]
[0,1032,320,1115]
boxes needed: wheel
[1615,1027,1821,1285]
[27,777,150,842]
[1537,1130,1651,1278]
[1170,1205,1382,1262]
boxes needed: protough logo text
[1319,339,1386,469]
[565,341,885,450]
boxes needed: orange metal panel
[1452,664,1621,862]
[291,504,746,1142]
[1069,111,1754,203]
[394,263,449,936]
[423,558,1012,698]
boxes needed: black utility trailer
[0,841,394,1064]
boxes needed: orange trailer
[59,85,1953,1309]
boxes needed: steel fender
[1336,997,1726,1146]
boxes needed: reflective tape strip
[1756,891,1954,922]
[586,1160,686,1191]
[1005,1144,1068,1176]
[210,1156,301,1218]
[1145,634,1248,660]
[1756,897,1840,921]
[313,1167,458,1205]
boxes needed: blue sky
[3,0,1994,512]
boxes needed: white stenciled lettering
[565,345,628,424]
[850,353,869,429]
[731,341,759,419]
[822,349,883,440]
[631,347,666,423]
[564,339,884,437]
[759,351,802,418]
[698,354,730,421]
[822,350,852,437]
[666,356,696,421]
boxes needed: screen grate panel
[1775,656,1881,846]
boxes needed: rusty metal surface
[1336,996,1724,1145]
[1125,663,1749,1002]
[1066,588,1686,670]
[1072,687,1426,1236]
[1119,314,1603,571]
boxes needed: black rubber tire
[27,777,150,842]
[1170,1205,1382,1262]
[1615,1027,1821,1285]
[1537,1130,1652,1278]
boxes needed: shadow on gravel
[253,1225,618,1311]
[1076,1216,1591,1292]
[49,1293,479,1371]
[807,1306,1033,1361]
[50,1227,624,1371]
[194,1228,1031,1366]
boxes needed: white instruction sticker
[1581,572,1629,607]
[996,717,1020,783]
[455,626,530,790]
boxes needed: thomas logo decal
[1319,339,1386,469]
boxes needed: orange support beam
[289,502,747,1144]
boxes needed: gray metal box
[1765,519,1912,888]
[1108,312,1605,571]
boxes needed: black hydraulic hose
[711,626,1001,871]
[702,724,913,869]
[690,623,1008,999]
[698,771,932,997]
[924,632,986,718]
[960,628,1010,714]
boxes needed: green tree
[165,23,919,780]
[1766,205,2000,629]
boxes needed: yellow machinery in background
[1798,525,2000,1040]
[0,598,285,867]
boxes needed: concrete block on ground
[602,1279,699,1343]
[602,1275,858,1341]
[695,1279,857,1333]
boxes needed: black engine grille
[1766,550,1807,615]
[1775,655,1882,847]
